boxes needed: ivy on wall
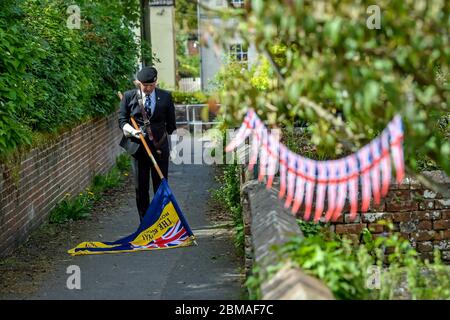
[0,0,140,156]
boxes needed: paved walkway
[17,143,242,299]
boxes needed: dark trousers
[132,143,169,221]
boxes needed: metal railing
[175,104,220,130]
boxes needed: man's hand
[123,123,142,139]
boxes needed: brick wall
[241,177,334,299]
[0,112,123,258]
[243,167,450,264]
[323,171,450,262]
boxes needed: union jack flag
[151,221,189,248]
[134,221,189,249]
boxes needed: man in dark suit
[118,66,176,221]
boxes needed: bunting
[226,109,405,223]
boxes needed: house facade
[198,0,257,91]
[149,0,177,89]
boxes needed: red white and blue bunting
[225,109,405,223]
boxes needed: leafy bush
[176,33,200,78]
[212,1,449,175]
[116,152,132,173]
[175,0,200,79]
[92,167,122,193]
[278,225,450,300]
[297,220,324,237]
[49,192,94,224]
[0,0,140,156]
[48,153,131,224]
[0,0,35,153]
[171,91,208,104]
[177,55,200,78]
[245,264,263,300]
[211,162,244,253]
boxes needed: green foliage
[92,153,132,194]
[0,0,34,153]
[92,167,122,193]
[297,219,324,237]
[115,152,132,173]
[211,162,244,253]
[175,1,200,79]
[210,60,252,93]
[277,225,450,300]
[249,58,272,91]
[0,0,140,156]
[212,56,273,93]
[244,264,263,300]
[279,234,372,299]
[176,33,200,78]
[210,0,449,174]
[245,261,286,300]
[49,192,94,224]
[175,0,198,32]
[171,91,208,104]
[281,127,333,160]
[48,153,131,224]
[178,54,200,78]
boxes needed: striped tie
[145,94,152,117]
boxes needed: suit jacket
[118,87,176,157]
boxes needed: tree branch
[261,42,449,194]
[204,2,449,195]
[261,45,283,83]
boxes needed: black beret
[137,66,157,83]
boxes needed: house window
[231,0,244,7]
[149,0,174,6]
[229,43,248,62]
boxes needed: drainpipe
[140,0,152,66]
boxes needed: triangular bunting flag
[226,108,405,223]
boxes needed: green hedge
[0,0,140,156]
[171,90,208,105]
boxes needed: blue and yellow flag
[68,179,195,255]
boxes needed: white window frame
[229,43,248,63]
[231,0,245,8]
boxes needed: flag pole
[130,117,165,180]
[117,91,164,180]
[130,117,198,246]
[118,91,197,246]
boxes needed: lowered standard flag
[68,180,195,255]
